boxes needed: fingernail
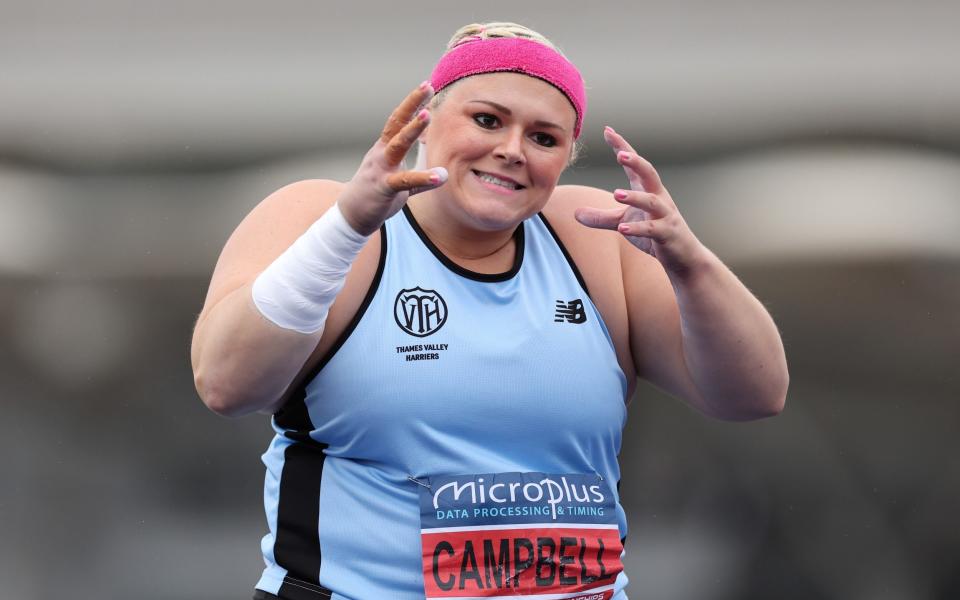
[614,189,628,200]
[618,151,630,162]
[419,80,429,90]
[430,167,448,184]
[418,109,430,122]
[618,223,630,233]
[605,125,615,133]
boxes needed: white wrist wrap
[251,203,369,334]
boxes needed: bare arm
[190,179,342,417]
[621,242,788,420]
[575,127,788,420]
[191,82,445,417]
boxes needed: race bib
[418,472,623,599]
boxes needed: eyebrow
[467,99,568,133]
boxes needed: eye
[473,113,500,129]
[531,132,557,148]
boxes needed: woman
[191,22,788,600]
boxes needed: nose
[493,128,525,166]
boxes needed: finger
[408,167,449,196]
[605,126,664,193]
[603,126,644,190]
[603,125,639,155]
[384,109,430,166]
[617,218,669,242]
[574,206,629,230]
[386,167,447,193]
[380,81,434,144]
[616,150,665,194]
[613,188,667,218]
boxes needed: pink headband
[429,37,587,138]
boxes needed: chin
[460,194,541,231]
[461,178,551,229]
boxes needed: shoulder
[543,184,667,282]
[199,178,368,323]
[545,183,620,213]
[249,178,346,224]
[223,178,348,264]
[541,183,633,231]
[540,184,620,248]
[211,178,350,288]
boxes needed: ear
[412,135,428,171]
[418,106,435,142]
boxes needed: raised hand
[574,126,706,275]
[337,82,448,236]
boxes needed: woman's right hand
[337,81,448,236]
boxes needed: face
[421,72,577,231]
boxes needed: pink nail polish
[614,189,627,200]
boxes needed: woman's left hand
[574,126,707,277]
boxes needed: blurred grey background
[1,1,958,599]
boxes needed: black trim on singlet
[401,204,524,283]
[617,478,627,547]
[266,224,389,600]
[272,440,332,598]
[536,212,591,298]
[274,222,388,430]
[256,577,331,600]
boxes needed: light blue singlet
[256,205,630,599]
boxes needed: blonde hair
[419,22,583,167]
[444,22,567,56]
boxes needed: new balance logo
[554,299,586,324]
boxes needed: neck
[405,193,518,271]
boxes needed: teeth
[476,171,519,190]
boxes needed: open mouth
[471,170,525,191]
